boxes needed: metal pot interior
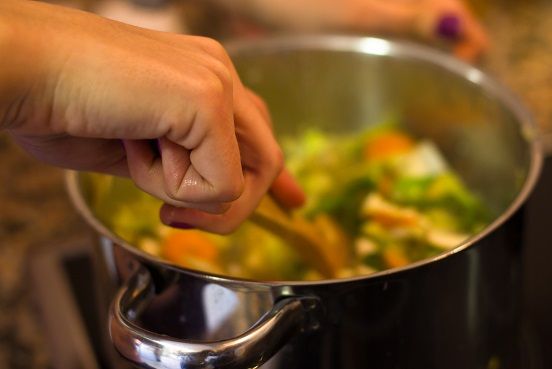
[72,36,540,282]
[230,37,536,213]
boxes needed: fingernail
[169,222,195,230]
[436,13,461,41]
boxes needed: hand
[0,0,304,233]
[221,0,488,62]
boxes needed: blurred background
[0,0,551,368]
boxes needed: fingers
[163,124,298,234]
[159,162,305,235]
[58,26,297,232]
[343,0,488,62]
[270,169,306,209]
[6,1,288,233]
[243,87,306,209]
[121,69,285,229]
[10,133,131,177]
[451,13,489,62]
[111,36,246,211]
[104,34,279,231]
[420,0,489,62]
[160,168,276,234]
[244,88,272,126]
[95,141,130,177]
[159,71,285,233]
[123,139,234,214]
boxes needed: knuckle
[266,145,285,174]
[201,38,230,60]
[199,202,231,215]
[158,110,184,132]
[162,181,193,205]
[192,66,234,105]
[216,177,244,203]
[164,186,183,203]
[255,97,269,114]
[194,71,227,103]
[212,60,233,88]
[212,220,241,235]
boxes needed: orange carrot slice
[364,131,414,161]
[161,230,218,267]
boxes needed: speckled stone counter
[483,0,552,149]
[0,134,89,369]
[0,1,551,368]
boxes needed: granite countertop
[0,1,551,368]
[483,0,552,149]
[0,134,88,369]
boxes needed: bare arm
[0,0,304,233]
[211,0,488,62]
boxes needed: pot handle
[109,267,319,369]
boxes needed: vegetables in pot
[89,123,490,281]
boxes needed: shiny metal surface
[67,36,542,368]
[110,267,319,369]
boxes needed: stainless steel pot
[67,36,542,369]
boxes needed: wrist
[0,1,50,131]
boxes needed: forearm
[205,0,487,62]
[207,0,340,30]
[0,1,56,131]
[206,0,415,32]
[0,0,117,134]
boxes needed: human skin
[213,0,488,62]
[0,0,305,234]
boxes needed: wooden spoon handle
[250,196,336,278]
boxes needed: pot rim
[66,35,543,287]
